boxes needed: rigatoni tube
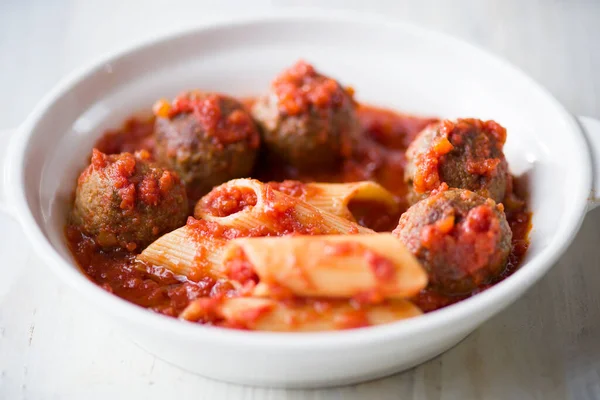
[223,233,427,299]
[179,297,422,331]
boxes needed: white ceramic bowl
[2,13,600,388]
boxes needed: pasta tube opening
[268,180,399,225]
[195,179,374,236]
[194,179,275,232]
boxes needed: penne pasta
[137,222,227,281]
[140,178,380,283]
[194,179,276,232]
[194,178,374,235]
[179,297,422,331]
[268,180,399,221]
[222,233,428,299]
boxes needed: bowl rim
[7,10,592,350]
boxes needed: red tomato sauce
[68,102,531,318]
[199,185,258,217]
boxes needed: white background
[1,0,600,399]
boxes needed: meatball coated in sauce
[251,60,361,170]
[405,118,509,204]
[153,91,261,201]
[71,149,188,251]
[393,188,512,295]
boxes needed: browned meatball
[71,149,188,251]
[153,92,260,201]
[393,188,512,295]
[251,60,360,170]
[405,119,509,204]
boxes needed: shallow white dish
[1,12,600,388]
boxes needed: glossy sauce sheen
[68,103,531,317]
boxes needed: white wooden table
[1,1,600,398]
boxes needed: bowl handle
[0,128,16,217]
[579,116,600,211]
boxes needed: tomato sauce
[199,186,258,217]
[68,102,531,318]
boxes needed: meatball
[251,60,360,170]
[153,91,260,201]
[405,118,509,204]
[71,149,188,250]
[393,188,512,295]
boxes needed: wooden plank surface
[1,0,599,398]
